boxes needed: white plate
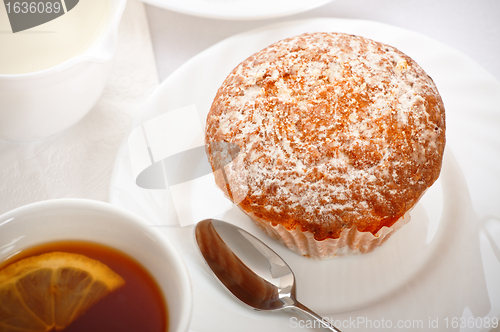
[110,19,500,332]
[140,0,333,20]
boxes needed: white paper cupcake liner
[244,210,412,260]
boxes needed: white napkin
[0,0,159,215]
[127,105,236,227]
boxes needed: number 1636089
[5,1,62,14]
[443,316,498,329]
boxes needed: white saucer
[140,0,333,20]
[109,18,500,332]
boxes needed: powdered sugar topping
[206,32,446,240]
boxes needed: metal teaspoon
[194,219,341,332]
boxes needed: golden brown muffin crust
[206,32,445,241]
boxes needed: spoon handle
[290,301,342,332]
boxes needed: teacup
[0,0,127,142]
[0,198,192,332]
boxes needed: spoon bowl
[194,219,341,331]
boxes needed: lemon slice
[0,252,125,332]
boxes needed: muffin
[205,32,446,259]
